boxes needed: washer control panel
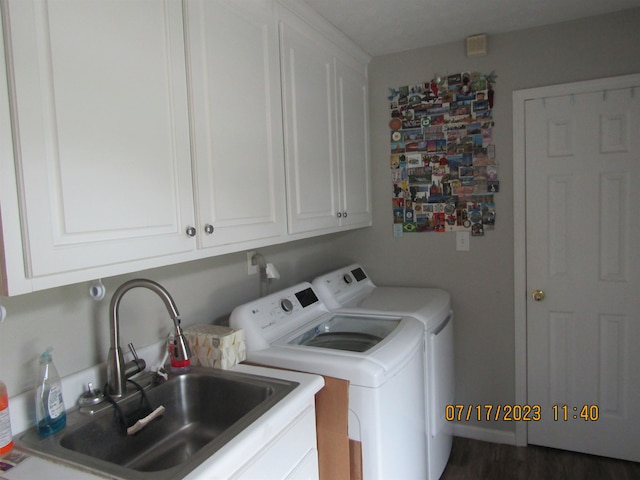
[231,283,328,347]
[312,264,375,308]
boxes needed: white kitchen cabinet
[229,407,319,480]
[184,0,287,249]
[279,5,371,236]
[1,0,196,293]
[335,56,372,229]
[279,9,340,234]
[0,0,370,296]
[0,0,287,296]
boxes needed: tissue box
[183,325,246,369]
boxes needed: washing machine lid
[253,313,424,388]
[287,315,400,352]
[312,264,451,329]
[229,281,426,387]
[357,287,451,329]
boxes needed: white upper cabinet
[184,0,286,249]
[279,5,371,236]
[3,0,195,286]
[0,0,369,296]
[335,57,371,228]
[279,9,340,234]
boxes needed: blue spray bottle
[35,348,66,436]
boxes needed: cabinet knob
[204,224,214,235]
[343,211,348,218]
[185,226,197,237]
[337,212,342,218]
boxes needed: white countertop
[1,364,323,480]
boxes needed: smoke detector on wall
[465,34,487,57]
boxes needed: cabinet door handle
[185,226,197,237]
[204,224,214,235]
[343,211,348,218]
[337,212,342,218]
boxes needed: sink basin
[18,367,298,479]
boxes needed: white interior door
[524,78,640,461]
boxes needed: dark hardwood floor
[440,437,640,480]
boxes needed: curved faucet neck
[107,279,181,397]
[109,279,180,343]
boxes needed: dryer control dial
[343,273,353,284]
[280,298,294,313]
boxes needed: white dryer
[312,264,454,480]
[230,283,427,480]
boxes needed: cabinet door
[185,0,286,248]
[231,406,318,480]
[6,0,195,277]
[335,57,371,228]
[279,10,340,234]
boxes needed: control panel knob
[343,274,353,284]
[280,299,294,313]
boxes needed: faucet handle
[128,342,139,360]
[124,343,146,378]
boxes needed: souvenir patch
[388,71,499,235]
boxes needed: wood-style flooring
[440,437,640,480]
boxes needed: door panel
[335,57,371,227]
[185,0,286,248]
[279,11,340,234]
[8,0,195,276]
[525,83,640,461]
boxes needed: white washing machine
[312,264,454,480]
[230,282,428,480]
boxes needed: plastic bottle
[35,348,66,437]
[0,380,13,455]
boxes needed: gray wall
[336,8,640,434]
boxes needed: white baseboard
[452,423,517,445]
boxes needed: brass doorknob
[532,289,545,301]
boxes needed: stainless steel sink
[17,367,298,480]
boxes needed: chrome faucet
[107,279,190,397]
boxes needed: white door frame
[512,73,640,447]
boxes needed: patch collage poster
[389,72,498,235]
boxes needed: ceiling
[303,0,640,56]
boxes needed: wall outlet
[456,231,470,251]
[247,251,258,275]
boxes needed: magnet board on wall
[389,71,498,236]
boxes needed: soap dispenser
[0,379,13,455]
[35,348,66,437]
